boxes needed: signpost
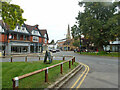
[44,50,52,64]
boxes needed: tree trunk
[98,45,104,51]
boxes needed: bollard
[69,61,71,69]
[11,56,13,62]
[12,77,19,89]
[63,56,65,61]
[45,67,48,82]
[60,63,63,74]
[25,55,27,62]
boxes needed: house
[40,29,49,51]
[0,20,49,55]
[25,24,43,53]
[104,38,120,52]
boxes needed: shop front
[30,43,42,53]
[6,41,30,55]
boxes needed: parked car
[56,49,60,52]
[49,49,56,53]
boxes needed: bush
[98,51,107,55]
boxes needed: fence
[12,55,75,89]
[9,55,74,62]
[10,55,45,62]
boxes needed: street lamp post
[79,31,82,54]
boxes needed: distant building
[104,38,120,52]
[66,24,71,39]
[57,25,76,51]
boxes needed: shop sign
[9,35,12,39]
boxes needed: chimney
[35,24,39,28]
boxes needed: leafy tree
[71,24,78,39]
[1,0,26,29]
[73,2,120,51]
[72,40,80,47]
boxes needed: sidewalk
[0,53,45,58]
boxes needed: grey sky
[11,0,84,42]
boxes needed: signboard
[9,35,12,39]
[11,43,29,46]
[44,50,52,64]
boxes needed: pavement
[53,51,118,88]
[1,51,119,88]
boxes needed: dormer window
[18,26,20,29]
[22,27,25,30]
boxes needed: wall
[0,33,7,42]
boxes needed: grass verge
[2,60,78,88]
[77,52,119,57]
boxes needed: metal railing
[12,56,75,89]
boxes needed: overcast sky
[11,0,84,42]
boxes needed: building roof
[110,41,120,45]
[25,24,37,33]
[40,29,49,40]
[0,20,11,32]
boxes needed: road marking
[70,63,89,89]
[76,65,89,88]
[71,63,87,88]
[70,64,87,88]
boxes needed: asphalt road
[1,51,118,88]
[54,51,118,88]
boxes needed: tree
[50,40,55,44]
[73,2,120,51]
[72,40,80,47]
[1,0,26,29]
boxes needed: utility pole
[79,31,81,54]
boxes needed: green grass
[77,52,119,57]
[2,60,78,88]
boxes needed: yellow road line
[76,65,90,89]
[71,63,87,88]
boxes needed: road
[1,51,118,88]
[53,51,118,88]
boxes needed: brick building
[0,20,49,55]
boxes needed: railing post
[25,55,27,62]
[12,77,19,90]
[63,56,65,61]
[45,67,48,82]
[11,56,13,62]
[74,57,75,62]
[39,55,40,61]
[72,58,74,65]
[69,61,71,69]
[60,62,63,74]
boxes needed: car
[56,49,60,52]
[51,49,56,53]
